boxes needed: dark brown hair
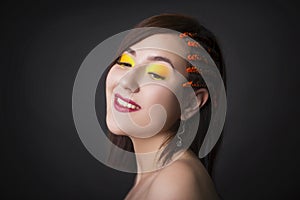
[103,13,226,174]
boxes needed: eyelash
[116,61,133,68]
[147,72,165,80]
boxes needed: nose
[119,69,140,93]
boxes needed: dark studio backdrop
[1,0,299,199]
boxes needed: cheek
[106,67,118,92]
[106,66,126,99]
[161,92,181,121]
[105,67,126,135]
[143,87,181,128]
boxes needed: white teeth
[117,97,139,109]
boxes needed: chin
[106,117,126,136]
[109,129,126,136]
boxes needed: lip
[114,93,141,112]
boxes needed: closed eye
[117,53,135,68]
[116,61,133,67]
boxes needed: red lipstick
[114,93,141,112]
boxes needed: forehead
[130,33,189,56]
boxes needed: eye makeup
[117,53,135,68]
[145,63,171,80]
[116,52,173,81]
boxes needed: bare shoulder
[147,153,220,200]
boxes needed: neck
[129,132,169,184]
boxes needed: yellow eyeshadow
[146,64,171,78]
[119,53,135,67]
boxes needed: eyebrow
[125,48,175,69]
[147,56,175,69]
[126,47,136,56]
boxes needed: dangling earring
[176,121,185,147]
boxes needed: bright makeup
[117,53,135,68]
[145,63,171,80]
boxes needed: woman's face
[106,34,191,138]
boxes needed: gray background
[2,0,299,199]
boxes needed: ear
[180,88,209,121]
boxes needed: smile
[114,93,141,112]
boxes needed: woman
[104,14,226,200]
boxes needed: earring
[176,121,185,147]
